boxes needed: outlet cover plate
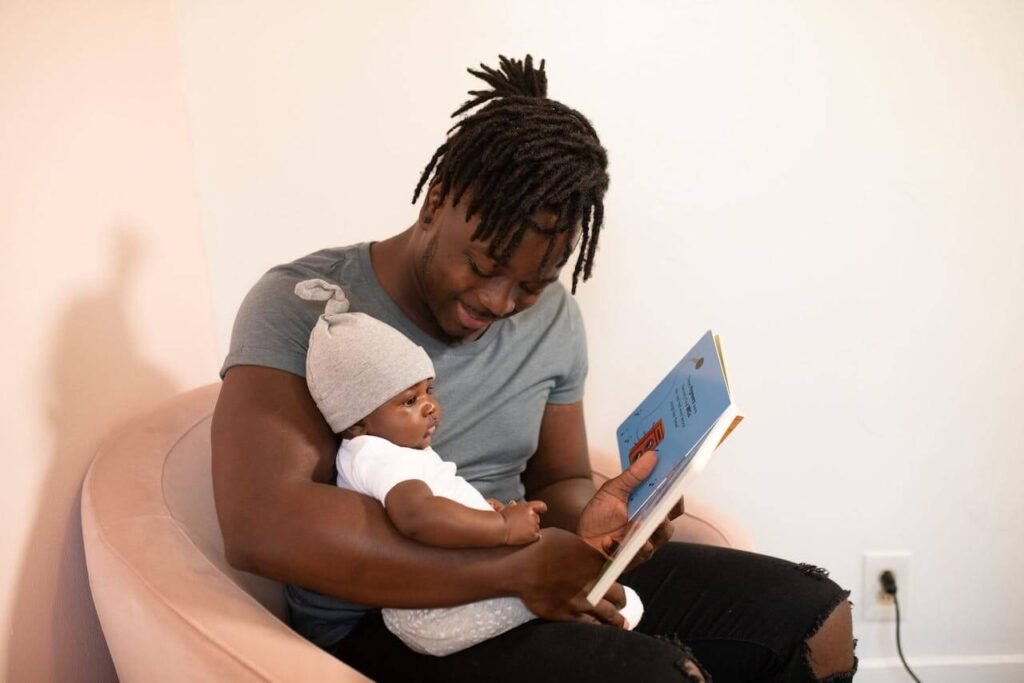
[862,551,910,621]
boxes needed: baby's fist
[499,500,548,545]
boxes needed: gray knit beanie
[295,278,435,433]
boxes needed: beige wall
[0,1,219,680]
[176,1,1023,680]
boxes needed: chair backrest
[82,383,368,682]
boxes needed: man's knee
[652,634,710,683]
[483,621,711,682]
[804,600,857,681]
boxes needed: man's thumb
[601,450,657,498]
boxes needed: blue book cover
[617,330,735,519]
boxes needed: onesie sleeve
[345,438,438,504]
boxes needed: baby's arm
[385,480,547,548]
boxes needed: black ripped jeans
[331,543,855,682]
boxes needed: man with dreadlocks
[213,56,857,682]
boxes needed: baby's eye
[403,396,417,407]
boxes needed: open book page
[617,331,734,519]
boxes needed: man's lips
[455,301,493,331]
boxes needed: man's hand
[499,500,548,545]
[575,451,684,570]
[512,527,627,628]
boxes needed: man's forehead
[468,234,574,279]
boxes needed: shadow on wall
[6,228,180,682]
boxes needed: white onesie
[336,434,642,656]
[336,434,536,656]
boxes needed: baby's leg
[383,597,535,657]
[384,588,644,656]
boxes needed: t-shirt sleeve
[546,292,589,405]
[220,265,325,378]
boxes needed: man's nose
[479,280,516,317]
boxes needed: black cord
[881,570,922,682]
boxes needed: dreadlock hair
[412,55,609,294]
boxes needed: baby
[295,278,641,656]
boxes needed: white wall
[1,0,220,680]
[175,1,1024,680]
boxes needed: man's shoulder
[221,243,369,378]
[264,243,366,281]
[245,243,374,316]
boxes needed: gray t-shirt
[221,242,588,647]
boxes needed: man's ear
[418,182,443,229]
[341,422,367,439]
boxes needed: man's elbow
[216,504,278,575]
[218,519,260,572]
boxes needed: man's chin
[435,313,488,343]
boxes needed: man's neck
[369,230,455,343]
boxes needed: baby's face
[360,378,442,449]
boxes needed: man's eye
[467,258,495,278]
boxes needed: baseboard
[856,654,1024,683]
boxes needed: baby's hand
[499,500,548,545]
[486,498,505,512]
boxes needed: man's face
[414,188,579,343]
[358,378,441,449]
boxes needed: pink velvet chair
[82,383,751,682]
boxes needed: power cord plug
[880,569,897,597]
[879,570,921,682]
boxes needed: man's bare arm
[521,401,597,532]
[211,365,615,620]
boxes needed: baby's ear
[341,422,366,439]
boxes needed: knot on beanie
[294,278,435,434]
[294,278,350,316]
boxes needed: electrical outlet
[862,551,910,621]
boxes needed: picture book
[586,330,742,607]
